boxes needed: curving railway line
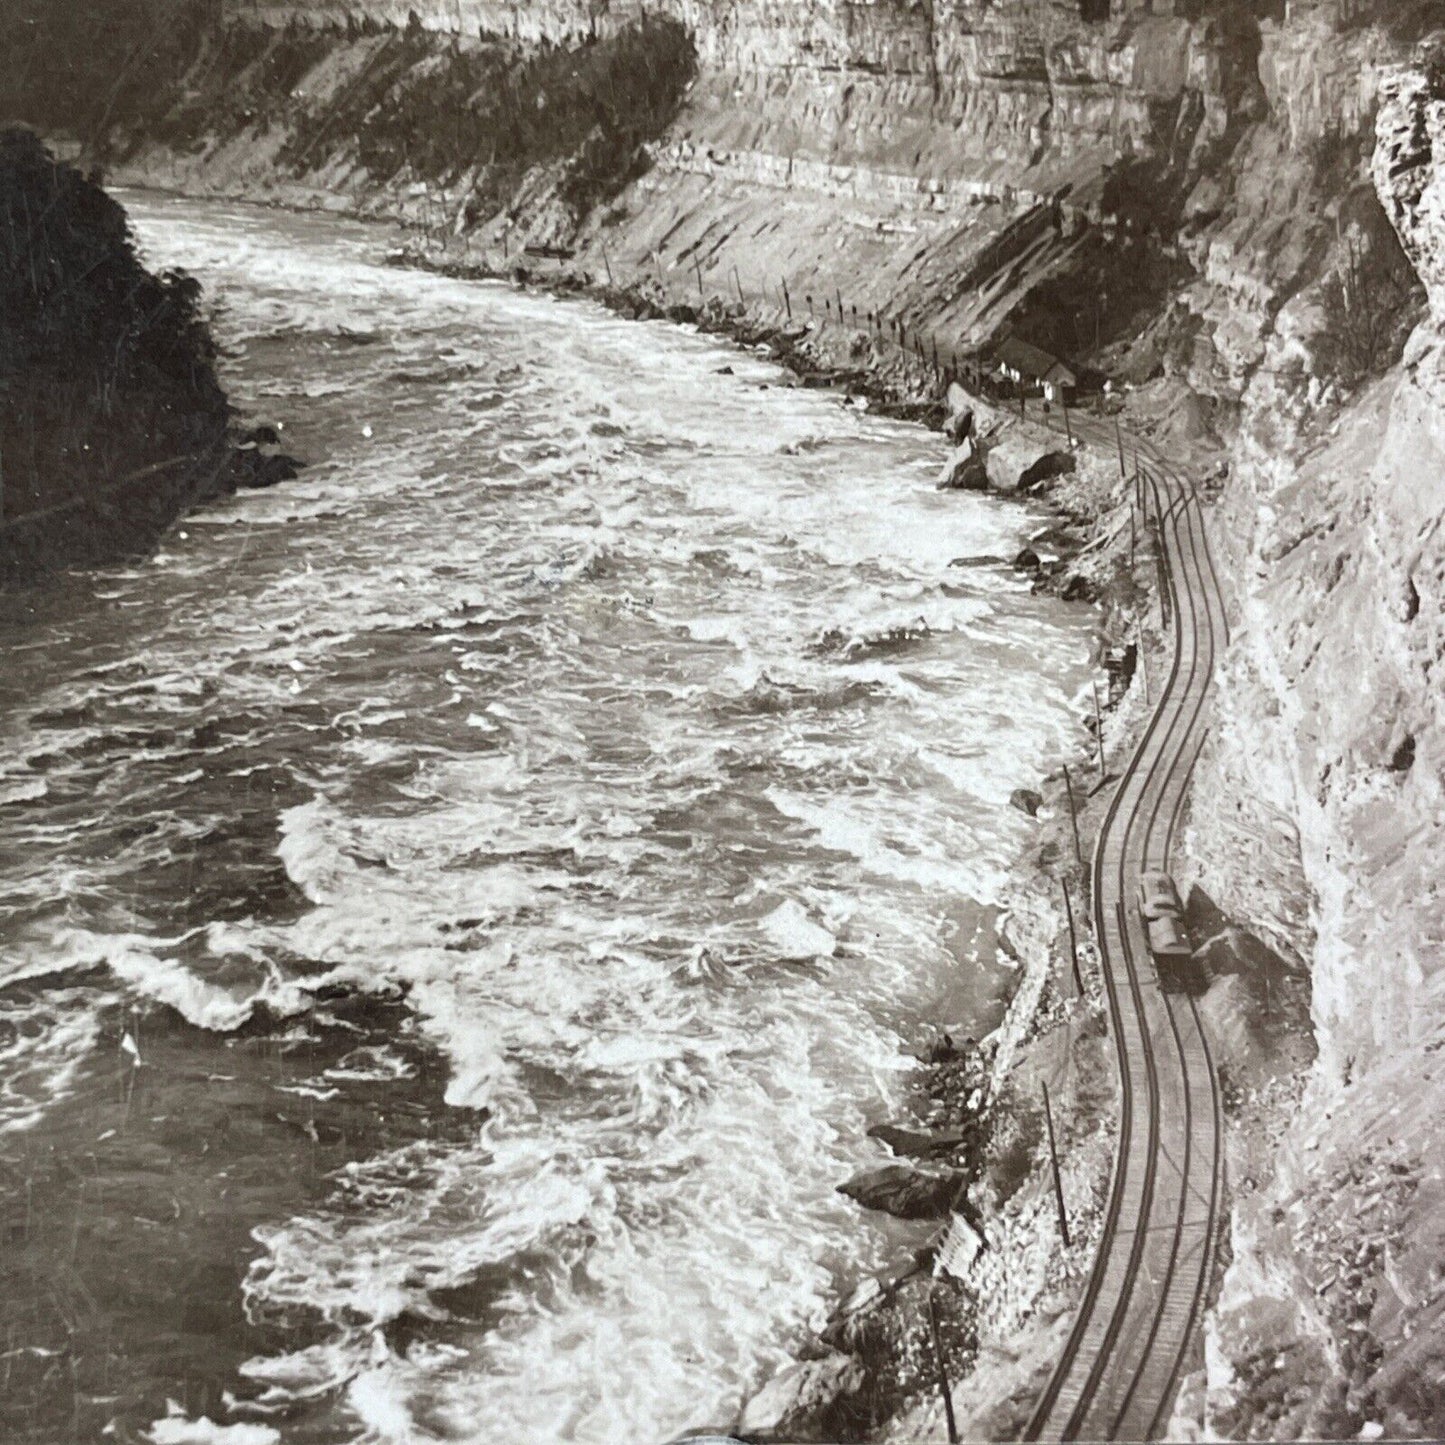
[1022,434,1231,1441]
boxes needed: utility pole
[1042,1082,1071,1248]
[1061,878,1082,996]
[1115,413,1127,480]
[1092,682,1107,779]
[693,254,704,298]
[1153,517,1171,630]
[927,1294,961,1445]
[1062,764,1084,869]
[781,278,792,320]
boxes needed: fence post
[1062,878,1083,996]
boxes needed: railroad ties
[1024,437,1228,1442]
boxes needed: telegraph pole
[1042,1082,1071,1247]
[1062,764,1084,869]
[927,1294,961,1445]
[1061,879,1083,995]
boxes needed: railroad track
[1022,433,1230,1441]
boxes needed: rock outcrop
[1175,36,1445,1441]
[0,128,240,582]
[838,1163,968,1222]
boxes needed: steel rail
[1099,464,1224,1438]
[1145,461,1231,1438]
[1105,479,1207,1437]
[1107,478,1215,1436]
[1022,445,1227,1440]
[1061,468,1209,1438]
[1023,459,1205,1438]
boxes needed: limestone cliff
[1176,36,1445,1438]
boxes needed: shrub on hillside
[0,127,230,523]
[275,16,696,220]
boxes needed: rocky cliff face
[1175,33,1445,1436]
[51,0,1276,368]
[0,127,260,582]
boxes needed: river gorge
[0,193,1095,1442]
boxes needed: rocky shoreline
[75,169,1197,1436]
[371,237,1184,1440]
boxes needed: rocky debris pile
[734,1260,981,1442]
[1213,1143,1433,1441]
[736,1349,867,1441]
[837,1032,993,1224]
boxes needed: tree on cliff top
[0,126,230,521]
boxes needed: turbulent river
[0,196,1094,1443]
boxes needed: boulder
[737,1351,865,1440]
[839,1164,967,1220]
[937,448,990,491]
[946,403,976,447]
[1017,449,1077,492]
[1010,787,1044,817]
[1013,546,1042,572]
[868,1122,974,1159]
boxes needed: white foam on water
[0,988,112,1134]
[0,193,1103,1442]
[760,899,838,959]
[147,1407,281,1445]
[106,945,309,1032]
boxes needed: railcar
[1135,869,1195,991]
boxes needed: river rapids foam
[0,196,1095,1442]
